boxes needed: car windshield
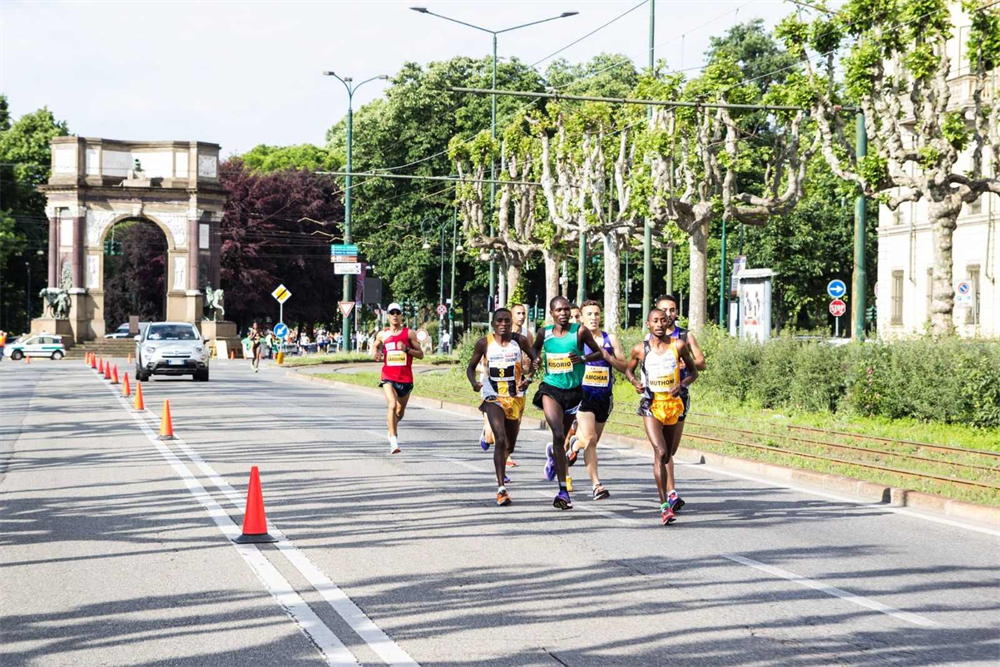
[146,325,198,341]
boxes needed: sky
[2,1,800,158]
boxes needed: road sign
[829,299,847,317]
[271,284,291,304]
[334,262,362,275]
[956,281,973,305]
[827,279,847,298]
[273,322,288,338]
[338,301,355,318]
[330,244,359,263]
[436,304,447,317]
[416,329,429,342]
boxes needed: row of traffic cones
[84,352,270,543]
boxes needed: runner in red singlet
[373,303,424,454]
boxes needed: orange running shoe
[496,489,511,506]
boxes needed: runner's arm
[530,327,545,371]
[625,343,644,393]
[517,334,539,380]
[604,333,631,374]
[372,332,384,361]
[466,338,487,391]
[686,331,707,370]
[407,330,425,360]
[577,327,604,363]
[678,340,699,388]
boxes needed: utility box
[737,269,776,342]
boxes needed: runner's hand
[517,378,531,392]
[531,357,541,371]
[630,377,644,393]
[471,381,483,392]
[568,352,582,365]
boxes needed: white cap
[386,302,403,313]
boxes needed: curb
[289,370,1000,530]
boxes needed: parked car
[135,322,209,382]
[105,322,149,339]
[3,333,66,360]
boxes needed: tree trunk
[688,219,709,333]
[498,268,507,310]
[928,193,960,336]
[506,264,521,306]
[602,233,621,333]
[542,248,560,324]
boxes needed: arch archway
[101,217,169,331]
[38,137,226,341]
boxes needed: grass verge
[309,367,1000,508]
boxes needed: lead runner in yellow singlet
[626,308,699,526]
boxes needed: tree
[776,0,1000,335]
[102,220,168,329]
[240,144,341,173]
[218,159,344,330]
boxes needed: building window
[967,265,981,325]
[892,270,904,325]
[968,194,982,215]
[926,268,933,322]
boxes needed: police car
[3,334,66,360]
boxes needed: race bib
[582,366,610,388]
[647,357,678,393]
[547,352,573,374]
[386,349,407,367]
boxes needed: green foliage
[843,40,881,101]
[239,144,340,173]
[455,326,488,370]
[941,111,970,151]
[964,0,1000,71]
[903,42,939,82]
[697,328,1000,429]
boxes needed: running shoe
[661,506,676,525]
[479,430,490,451]
[388,433,401,455]
[544,444,556,481]
[566,445,579,467]
[496,490,511,506]
[668,492,685,512]
[503,475,511,485]
[553,490,573,510]
[592,484,610,501]
[506,456,518,467]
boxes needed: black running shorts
[579,391,613,424]
[379,379,414,398]
[678,388,690,422]
[532,382,582,414]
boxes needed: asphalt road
[2,357,998,666]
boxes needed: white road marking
[433,455,490,474]
[101,374,420,667]
[723,554,939,627]
[108,386,358,665]
[530,490,637,525]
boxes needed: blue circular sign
[827,279,847,298]
[273,322,288,338]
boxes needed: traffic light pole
[852,112,868,340]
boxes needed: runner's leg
[643,417,672,504]
[583,421,606,488]
[483,403,510,488]
[666,419,685,495]
[541,396,569,484]
[575,411,600,486]
[396,392,411,424]
[382,383,401,437]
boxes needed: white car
[105,322,149,339]
[3,334,66,360]
[135,322,210,382]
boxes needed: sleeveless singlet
[541,323,584,390]
[641,339,681,398]
[582,331,613,396]
[481,333,524,399]
[380,327,413,383]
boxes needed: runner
[654,294,707,513]
[466,308,539,506]
[532,296,606,510]
[627,308,699,525]
[566,300,629,501]
[569,303,582,324]
[479,303,535,463]
[248,322,263,373]
[373,302,424,454]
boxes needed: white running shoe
[388,433,401,455]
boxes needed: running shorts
[532,382,582,415]
[637,393,684,426]
[579,391,614,424]
[480,396,526,422]
[678,388,690,422]
[379,379,414,398]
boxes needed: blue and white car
[3,334,66,360]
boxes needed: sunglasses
[388,310,402,315]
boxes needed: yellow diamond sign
[271,284,292,304]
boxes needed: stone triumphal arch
[39,137,227,342]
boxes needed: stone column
[72,215,85,288]
[210,220,221,287]
[188,217,199,291]
[48,216,59,288]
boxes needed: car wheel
[51,350,64,360]
[195,369,209,382]
[11,350,23,360]
[136,368,149,382]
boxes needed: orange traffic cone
[127,352,132,365]
[24,355,30,364]
[133,381,145,411]
[111,365,120,384]
[158,400,174,440]
[98,358,104,374]
[230,349,236,360]
[122,373,131,397]
[90,353,96,369]
[104,362,112,380]
[234,466,278,543]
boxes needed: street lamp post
[450,207,458,344]
[25,261,31,332]
[410,7,579,313]
[323,71,388,351]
